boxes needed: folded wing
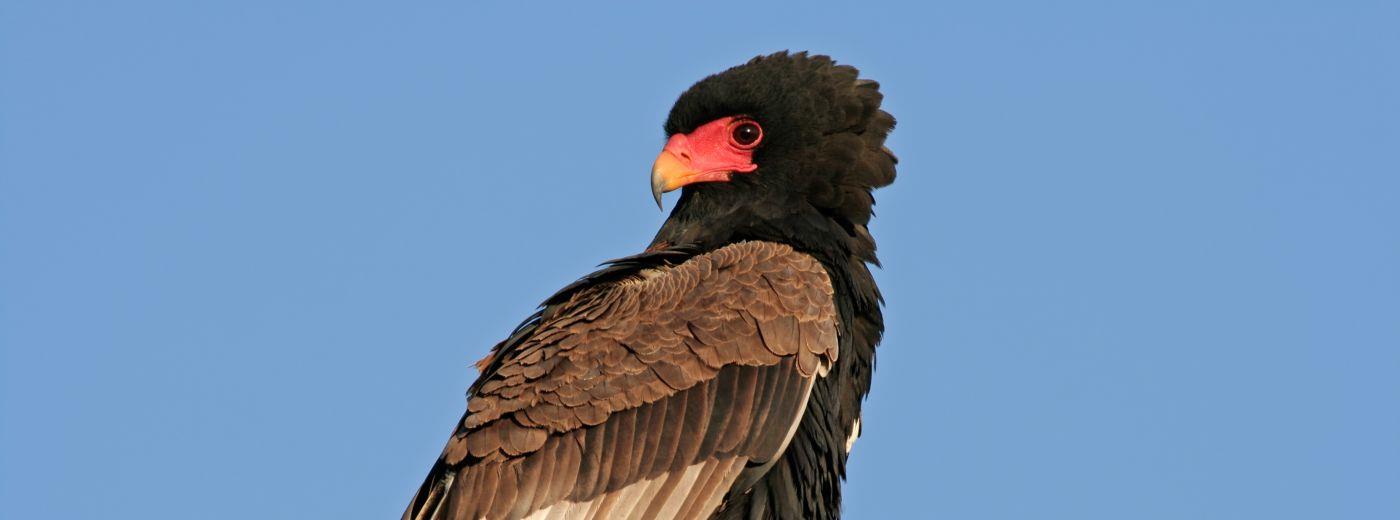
[404,241,838,520]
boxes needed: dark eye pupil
[733,123,760,145]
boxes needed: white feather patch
[845,417,862,453]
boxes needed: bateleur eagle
[404,51,897,520]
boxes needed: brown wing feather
[404,241,837,520]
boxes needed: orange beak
[650,148,694,209]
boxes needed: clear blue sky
[2,1,1397,518]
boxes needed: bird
[403,51,897,520]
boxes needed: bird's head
[650,51,897,265]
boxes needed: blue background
[3,1,1397,518]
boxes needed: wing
[404,241,839,520]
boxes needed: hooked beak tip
[651,176,665,210]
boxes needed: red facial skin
[650,116,765,208]
[649,116,761,187]
[658,116,760,186]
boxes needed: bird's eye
[729,120,763,149]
